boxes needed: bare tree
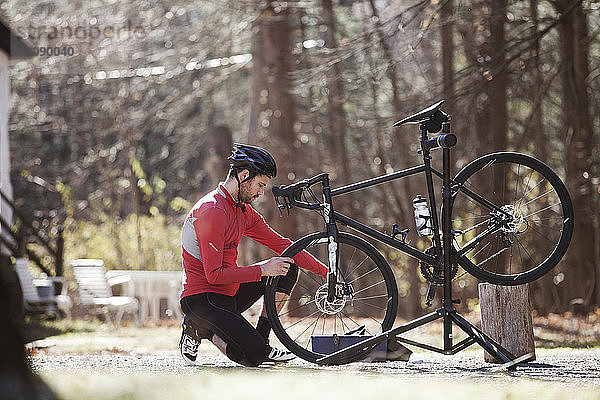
[321,0,351,187]
[556,0,595,313]
[488,0,508,151]
[247,3,298,238]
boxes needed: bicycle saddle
[392,100,448,132]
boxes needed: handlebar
[272,173,328,215]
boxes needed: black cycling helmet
[228,143,277,179]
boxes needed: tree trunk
[457,6,484,158]
[488,0,508,152]
[486,0,510,273]
[529,0,546,160]
[556,0,595,313]
[479,283,536,363]
[321,0,351,187]
[440,0,455,117]
[365,0,421,319]
[248,4,297,240]
[203,125,233,189]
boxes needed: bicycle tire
[265,232,398,364]
[450,152,573,285]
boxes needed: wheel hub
[315,283,352,314]
[498,204,528,234]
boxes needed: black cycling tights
[180,274,295,367]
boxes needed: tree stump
[478,283,536,363]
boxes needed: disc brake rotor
[315,284,350,314]
[499,204,528,234]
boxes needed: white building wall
[0,49,13,255]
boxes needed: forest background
[3,0,599,319]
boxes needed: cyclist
[179,143,327,366]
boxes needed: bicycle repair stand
[317,122,524,370]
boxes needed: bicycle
[266,100,574,365]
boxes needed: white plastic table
[105,270,183,323]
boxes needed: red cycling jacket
[180,184,327,298]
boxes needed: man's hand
[259,257,294,276]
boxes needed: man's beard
[239,183,258,204]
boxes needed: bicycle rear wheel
[450,152,573,285]
[265,232,398,364]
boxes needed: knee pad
[276,263,298,295]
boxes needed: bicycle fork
[322,175,340,303]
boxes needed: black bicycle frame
[322,127,511,269]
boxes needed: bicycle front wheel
[265,232,398,364]
[450,152,573,285]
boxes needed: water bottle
[413,195,433,236]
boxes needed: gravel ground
[31,347,600,386]
[26,320,600,400]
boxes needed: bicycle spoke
[453,214,489,222]
[306,313,322,349]
[283,309,322,331]
[528,220,563,231]
[277,298,317,318]
[493,234,501,274]
[332,312,337,336]
[338,311,367,333]
[508,236,514,275]
[352,298,388,311]
[344,245,359,281]
[513,163,521,205]
[469,240,492,259]
[295,314,323,343]
[519,187,556,209]
[352,279,386,295]
[340,309,381,335]
[513,234,538,268]
[292,278,320,298]
[478,244,510,268]
[337,313,353,334]
[352,294,389,301]
[347,266,380,285]
[527,223,559,246]
[525,202,563,218]
[455,218,489,237]
[345,254,371,282]
[502,162,507,205]
[531,215,566,222]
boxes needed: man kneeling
[178,144,327,366]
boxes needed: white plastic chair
[71,259,139,325]
[14,258,72,318]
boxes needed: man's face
[239,173,270,204]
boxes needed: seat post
[419,122,429,144]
